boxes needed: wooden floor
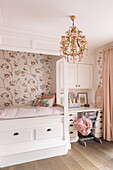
[2,140,113,170]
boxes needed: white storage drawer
[95,132,102,138]
[97,113,103,120]
[95,119,103,127]
[36,125,62,140]
[69,130,77,138]
[69,112,77,118]
[95,126,102,133]
[69,123,74,128]
[0,129,33,145]
[69,126,76,132]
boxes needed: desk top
[68,107,102,112]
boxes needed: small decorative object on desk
[77,92,88,106]
[68,92,80,108]
[68,92,75,102]
[68,103,80,108]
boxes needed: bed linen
[0,106,64,120]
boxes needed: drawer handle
[70,119,73,121]
[69,114,73,116]
[100,116,102,118]
[13,132,19,136]
[100,121,103,123]
[70,131,73,134]
[47,129,52,132]
[70,124,73,127]
[100,127,102,130]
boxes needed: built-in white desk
[68,107,102,143]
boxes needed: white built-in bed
[0,58,69,167]
[0,105,68,167]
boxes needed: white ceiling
[1,0,113,51]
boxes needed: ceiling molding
[0,22,60,40]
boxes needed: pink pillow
[42,93,55,107]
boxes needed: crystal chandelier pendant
[60,15,88,63]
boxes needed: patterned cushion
[42,93,55,106]
[33,98,54,107]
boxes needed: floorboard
[1,140,113,170]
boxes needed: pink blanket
[74,116,92,136]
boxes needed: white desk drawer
[95,119,103,127]
[69,122,75,127]
[36,125,62,140]
[0,129,33,145]
[69,112,77,118]
[95,126,102,133]
[69,130,77,138]
[95,132,102,138]
[69,126,76,131]
[97,113,103,120]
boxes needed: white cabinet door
[68,64,77,89]
[78,64,93,89]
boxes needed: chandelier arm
[72,20,74,28]
[77,40,80,48]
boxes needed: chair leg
[94,136,102,144]
[79,139,87,147]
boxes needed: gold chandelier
[60,15,88,63]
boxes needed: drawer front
[95,126,102,133]
[69,130,77,138]
[95,120,103,127]
[0,129,33,145]
[97,113,103,120]
[69,117,74,122]
[69,126,76,132]
[69,122,75,128]
[69,112,77,118]
[36,125,62,140]
[95,132,102,138]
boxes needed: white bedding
[0,106,64,120]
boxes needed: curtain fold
[102,47,113,141]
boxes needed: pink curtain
[102,47,113,141]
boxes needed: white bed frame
[0,58,69,168]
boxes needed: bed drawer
[0,129,33,145]
[36,125,62,140]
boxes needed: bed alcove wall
[0,50,61,107]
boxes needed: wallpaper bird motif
[0,50,52,106]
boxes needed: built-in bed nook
[0,51,69,167]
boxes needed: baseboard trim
[0,145,67,168]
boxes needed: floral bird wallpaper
[0,50,53,106]
[97,50,103,87]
